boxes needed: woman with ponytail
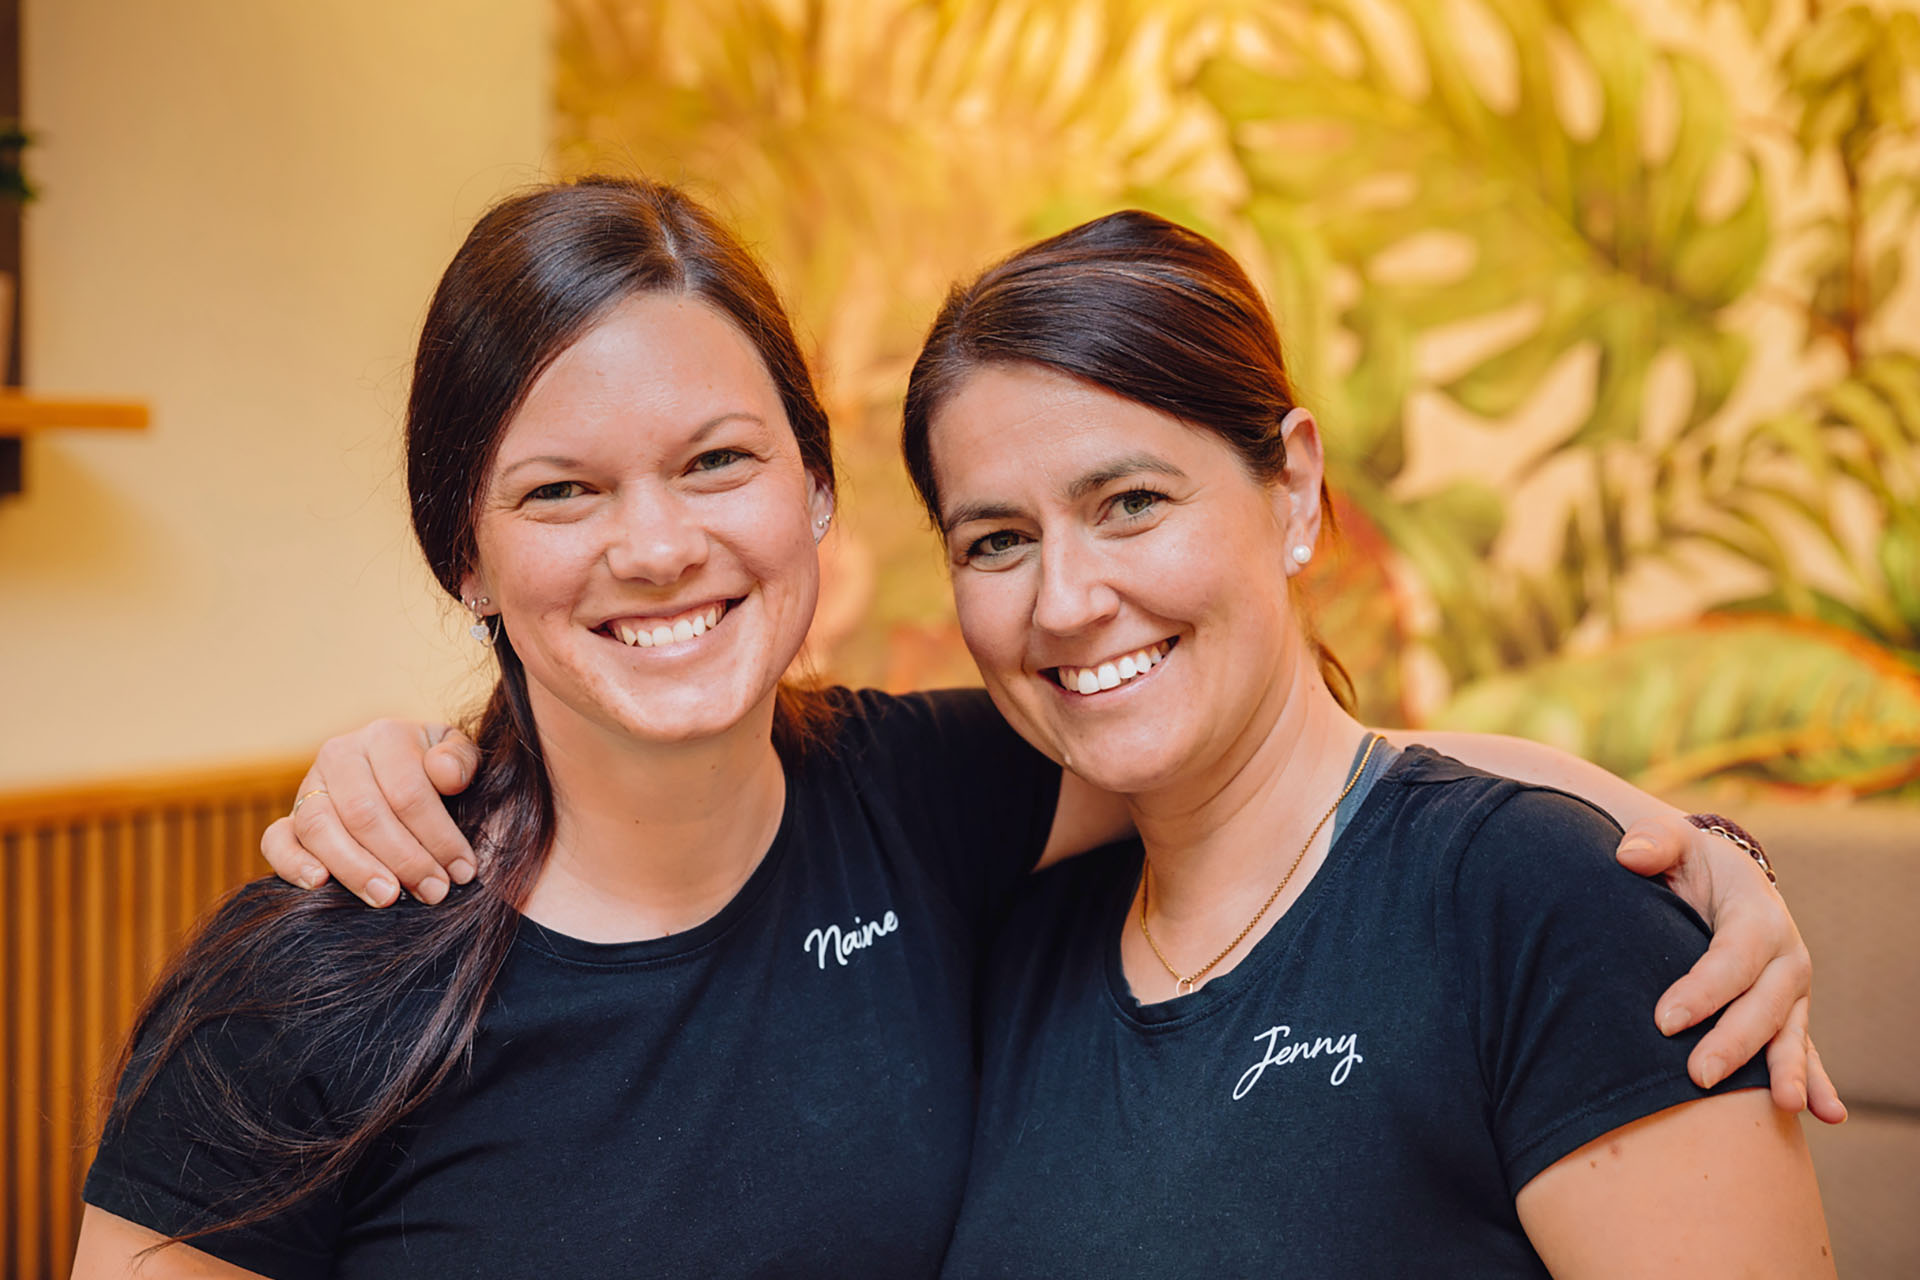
[75,176,1071,1278]
[77,180,1827,1279]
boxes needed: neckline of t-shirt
[513,766,800,969]
[1100,741,1410,1031]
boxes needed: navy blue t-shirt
[84,688,1061,1280]
[942,747,1767,1278]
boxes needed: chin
[1051,731,1191,799]
[612,684,770,745]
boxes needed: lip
[1041,636,1179,699]
[592,597,740,650]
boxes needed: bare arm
[263,719,1839,1121]
[1042,729,1673,871]
[1386,729,1841,1123]
[1515,1090,1833,1277]
[71,1207,268,1280]
[1393,729,1671,828]
[1037,770,1133,869]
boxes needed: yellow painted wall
[0,0,547,788]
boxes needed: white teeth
[1058,643,1170,696]
[607,603,728,649]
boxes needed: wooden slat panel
[0,759,306,1280]
[15,824,46,1280]
[46,823,78,1270]
[2,830,18,1272]
[76,820,112,1224]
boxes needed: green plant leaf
[1880,517,1920,635]
[1737,0,1773,38]
[1787,4,1876,87]
[1430,616,1920,793]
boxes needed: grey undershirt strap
[1330,734,1401,846]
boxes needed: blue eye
[690,448,750,472]
[1112,489,1164,518]
[526,480,585,502]
[965,529,1031,560]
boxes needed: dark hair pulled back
[102,177,839,1244]
[900,209,1352,709]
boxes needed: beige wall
[0,0,547,788]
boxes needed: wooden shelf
[0,392,150,495]
[0,392,149,430]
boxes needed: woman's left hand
[1614,813,1846,1124]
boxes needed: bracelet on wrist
[1684,812,1777,888]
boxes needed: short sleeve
[83,883,393,1280]
[1441,787,1770,1193]
[836,687,1063,929]
[85,1016,345,1278]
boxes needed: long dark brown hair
[101,176,840,1242]
[899,209,1354,708]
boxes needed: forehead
[494,293,788,462]
[927,364,1235,515]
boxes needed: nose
[1031,531,1121,636]
[604,488,709,585]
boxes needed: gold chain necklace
[1139,733,1381,996]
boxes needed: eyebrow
[1064,453,1188,500]
[495,412,767,483]
[939,453,1189,532]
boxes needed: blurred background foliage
[555,0,1920,797]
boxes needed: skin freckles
[460,293,832,763]
[928,362,1325,805]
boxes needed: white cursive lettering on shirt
[803,910,901,969]
[1232,1024,1365,1099]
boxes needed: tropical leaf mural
[554,0,1920,796]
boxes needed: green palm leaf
[1431,616,1920,793]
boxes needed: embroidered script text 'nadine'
[804,911,901,969]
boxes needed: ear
[1274,407,1327,576]
[807,473,836,542]
[457,570,494,613]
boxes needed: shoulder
[126,877,454,1093]
[815,685,1003,748]
[190,875,456,984]
[808,685,1051,783]
[1370,746,1624,883]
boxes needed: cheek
[484,528,592,611]
[950,573,1030,672]
[724,502,822,605]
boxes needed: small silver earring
[814,514,831,540]
[1290,545,1313,566]
[462,596,498,647]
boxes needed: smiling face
[461,292,832,754]
[931,362,1325,797]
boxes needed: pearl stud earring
[1290,545,1313,566]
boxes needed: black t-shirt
[942,747,1768,1278]
[84,688,1061,1280]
